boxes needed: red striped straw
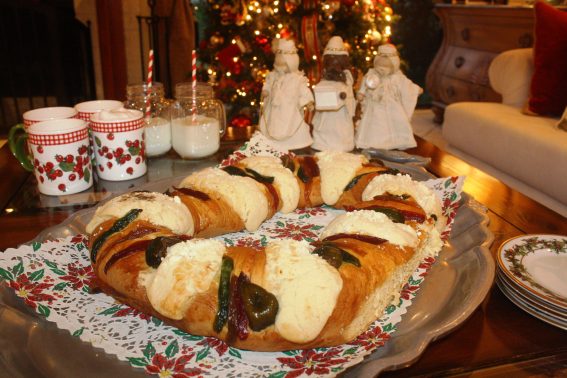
[146,49,154,120]
[192,49,197,122]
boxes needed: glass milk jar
[171,82,226,159]
[124,82,172,157]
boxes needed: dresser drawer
[445,10,534,52]
[437,76,501,105]
[441,47,497,84]
[426,5,535,123]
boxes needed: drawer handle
[454,56,465,68]
[446,86,455,98]
[461,28,470,41]
[518,33,533,48]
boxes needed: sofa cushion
[528,1,567,116]
[443,102,567,205]
[488,48,533,108]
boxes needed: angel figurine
[259,38,314,150]
[311,36,355,152]
[355,44,422,150]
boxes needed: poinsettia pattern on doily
[0,223,444,377]
[0,133,465,377]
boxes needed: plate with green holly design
[497,235,567,311]
[496,274,567,330]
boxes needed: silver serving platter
[0,162,495,377]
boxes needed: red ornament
[342,0,355,6]
[255,34,269,46]
[217,38,249,75]
[217,44,243,74]
[230,114,252,128]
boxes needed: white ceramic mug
[75,100,125,168]
[90,108,147,181]
[22,106,78,130]
[26,119,93,195]
[74,100,124,123]
[9,107,80,171]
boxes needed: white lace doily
[0,133,464,377]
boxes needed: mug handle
[8,123,34,172]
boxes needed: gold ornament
[369,30,382,46]
[210,34,225,47]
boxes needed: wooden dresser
[425,4,535,123]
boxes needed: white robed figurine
[259,38,314,150]
[356,44,421,150]
[311,36,355,152]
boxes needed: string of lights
[195,0,395,127]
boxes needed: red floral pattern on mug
[94,135,145,177]
[32,144,92,192]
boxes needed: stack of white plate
[496,234,567,330]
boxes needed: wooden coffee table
[0,135,565,376]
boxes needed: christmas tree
[195,0,396,127]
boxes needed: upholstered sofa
[441,48,567,215]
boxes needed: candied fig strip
[228,273,250,341]
[145,236,191,268]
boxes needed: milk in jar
[145,116,172,157]
[171,115,220,158]
[171,81,226,159]
[124,82,172,157]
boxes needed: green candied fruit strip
[343,173,366,191]
[241,281,279,332]
[221,165,274,184]
[244,167,274,184]
[343,168,401,192]
[214,255,234,333]
[221,165,248,177]
[313,242,361,269]
[90,208,143,263]
[340,248,362,267]
[373,207,406,224]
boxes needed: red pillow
[528,1,567,116]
